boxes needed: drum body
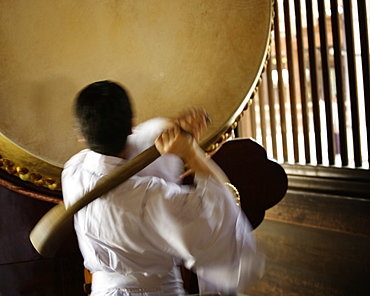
[0,0,272,189]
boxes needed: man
[62,80,264,296]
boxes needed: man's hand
[155,124,196,162]
[155,111,229,184]
[155,107,208,163]
[173,107,209,142]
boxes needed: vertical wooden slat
[357,0,370,165]
[249,94,257,141]
[267,58,278,160]
[294,0,311,164]
[274,1,288,161]
[258,78,268,149]
[342,0,362,167]
[330,0,349,166]
[305,0,323,164]
[283,0,299,163]
[317,0,335,165]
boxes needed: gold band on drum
[224,182,241,206]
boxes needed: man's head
[74,80,133,156]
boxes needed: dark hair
[74,80,133,156]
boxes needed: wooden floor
[245,189,370,296]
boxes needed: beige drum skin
[0,0,272,189]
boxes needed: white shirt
[62,118,264,296]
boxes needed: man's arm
[155,122,229,184]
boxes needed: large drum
[0,0,272,190]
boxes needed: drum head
[0,0,272,188]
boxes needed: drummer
[62,80,265,296]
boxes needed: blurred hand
[155,108,229,184]
[173,107,209,142]
[155,124,197,161]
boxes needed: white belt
[91,267,184,295]
[104,287,161,293]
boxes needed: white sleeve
[195,211,265,294]
[142,173,265,294]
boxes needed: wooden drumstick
[29,145,160,258]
